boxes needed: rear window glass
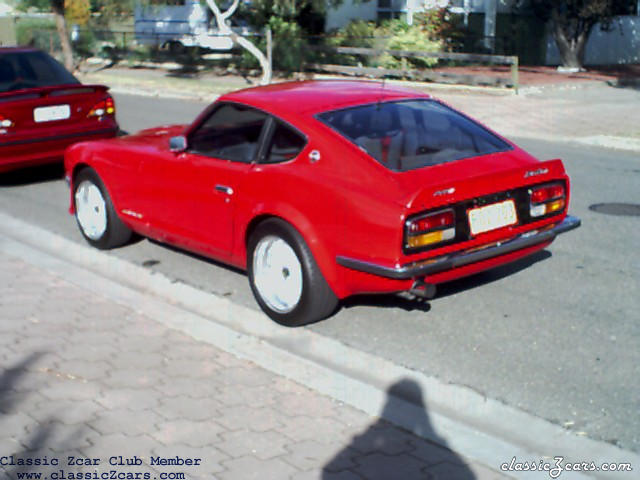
[317,99,511,171]
[0,51,78,93]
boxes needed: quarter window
[189,103,267,163]
[264,122,307,164]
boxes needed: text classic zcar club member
[64,81,580,326]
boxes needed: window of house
[377,0,406,21]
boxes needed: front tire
[73,168,132,249]
[248,219,338,327]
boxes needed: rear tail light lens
[88,96,115,118]
[529,182,565,218]
[405,209,455,249]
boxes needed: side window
[264,121,306,164]
[189,103,268,163]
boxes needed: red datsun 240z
[64,81,580,326]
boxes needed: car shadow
[340,249,551,314]
[322,378,477,479]
[146,238,246,275]
[342,293,432,313]
[0,163,64,187]
[435,249,551,299]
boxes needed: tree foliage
[528,0,637,68]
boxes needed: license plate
[34,105,70,123]
[468,199,518,236]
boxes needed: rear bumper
[336,215,581,280]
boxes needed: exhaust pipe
[409,279,436,299]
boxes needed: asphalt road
[1,93,638,454]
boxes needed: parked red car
[0,47,118,173]
[64,80,580,326]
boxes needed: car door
[142,102,269,259]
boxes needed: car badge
[433,187,455,196]
[524,167,549,178]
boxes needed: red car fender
[234,201,348,299]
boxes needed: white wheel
[75,180,107,240]
[252,235,303,313]
[73,168,132,249]
[247,219,338,326]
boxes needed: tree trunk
[205,0,272,85]
[551,10,592,70]
[52,1,74,71]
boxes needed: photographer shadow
[322,379,477,479]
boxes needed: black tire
[73,168,132,250]
[247,218,338,327]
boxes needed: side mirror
[169,135,187,153]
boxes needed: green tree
[529,0,637,69]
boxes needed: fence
[307,45,519,93]
[22,24,519,92]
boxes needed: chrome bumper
[336,215,581,280]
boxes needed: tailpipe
[409,279,436,299]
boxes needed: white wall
[545,15,640,65]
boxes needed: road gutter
[1,211,637,479]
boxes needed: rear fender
[236,202,346,298]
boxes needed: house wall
[545,15,640,65]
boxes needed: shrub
[15,17,59,51]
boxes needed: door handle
[215,184,234,195]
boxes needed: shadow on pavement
[1,354,86,480]
[341,249,550,314]
[436,249,551,299]
[323,378,476,479]
[342,293,431,314]
[0,163,65,187]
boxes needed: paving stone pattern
[0,252,506,479]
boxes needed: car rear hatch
[397,153,571,258]
[0,84,117,144]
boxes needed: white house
[326,0,640,65]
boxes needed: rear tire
[248,219,338,327]
[73,168,132,249]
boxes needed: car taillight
[529,182,565,218]
[88,96,115,118]
[0,114,14,128]
[405,209,455,249]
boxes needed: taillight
[405,209,455,249]
[88,96,115,118]
[529,182,566,218]
[0,114,14,128]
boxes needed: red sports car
[0,46,118,173]
[64,80,580,326]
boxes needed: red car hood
[116,124,187,149]
[395,149,568,211]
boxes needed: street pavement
[0,234,503,480]
[1,70,638,480]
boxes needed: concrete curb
[1,211,638,478]
[572,136,640,153]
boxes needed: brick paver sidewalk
[0,250,505,479]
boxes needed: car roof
[221,80,431,116]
